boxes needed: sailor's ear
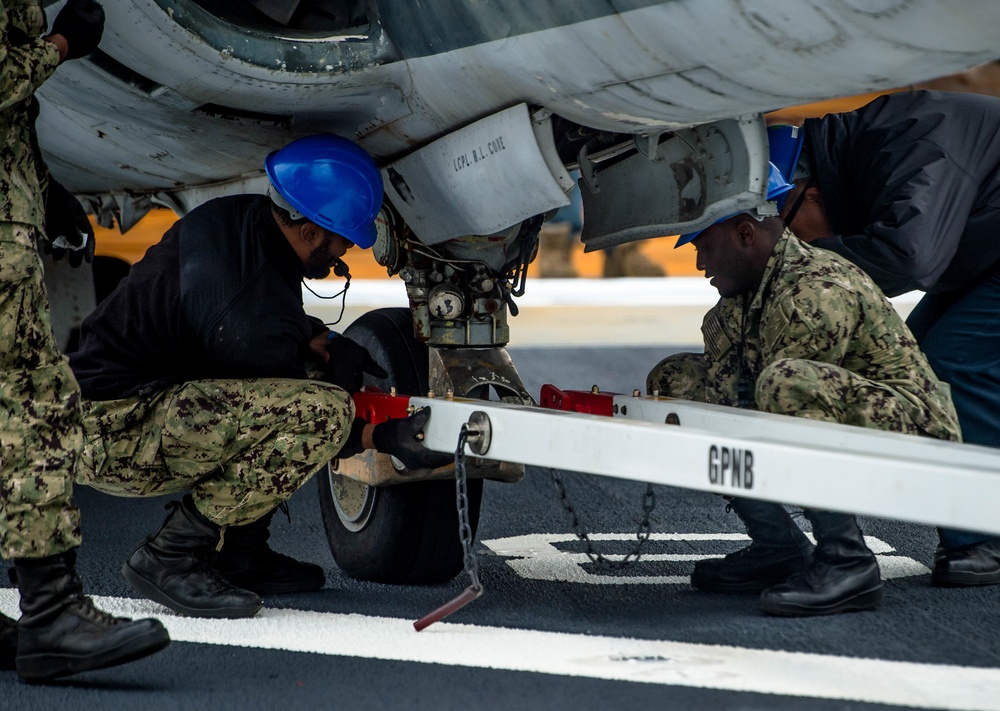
[300,221,322,243]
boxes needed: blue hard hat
[265,134,384,249]
[675,162,794,248]
[767,124,806,187]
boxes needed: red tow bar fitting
[538,384,618,417]
[352,387,413,423]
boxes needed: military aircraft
[37,0,1000,585]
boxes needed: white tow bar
[410,389,1000,537]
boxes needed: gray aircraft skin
[36,0,1000,239]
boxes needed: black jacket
[805,90,1000,296]
[71,195,323,400]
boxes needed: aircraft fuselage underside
[37,0,1000,242]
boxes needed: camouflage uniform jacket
[700,230,958,440]
[0,0,60,228]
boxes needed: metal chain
[454,424,483,593]
[412,424,484,631]
[549,468,656,571]
[450,430,657,592]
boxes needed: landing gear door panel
[382,103,570,245]
[580,116,769,250]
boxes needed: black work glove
[51,0,106,60]
[336,417,368,460]
[43,179,95,268]
[371,408,453,471]
[324,334,388,393]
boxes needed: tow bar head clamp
[464,411,492,455]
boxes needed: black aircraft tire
[317,307,484,584]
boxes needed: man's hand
[43,179,95,268]
[371,408,453,471]
[323,334,388,393]
[50,0,105,61]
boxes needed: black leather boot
[215,509,325,595]
[759,511,883,616]
[122,496,262,618]
[13,549,169,681]
[0,612,17,671]
[931,539,1000,587]
[691,498,814,593]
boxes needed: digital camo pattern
[648,231,960,441]
[0,224,82,559]
[0,2,80,560]
[1,0,61,228]
[645,352,730,405]
[79,378,355,526]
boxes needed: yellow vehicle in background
[92,204,699,279]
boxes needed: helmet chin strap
[267,184,305,221]
[782,176,816,229]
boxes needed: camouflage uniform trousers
[78,378,354,527]
[647,352,943,436]
[0,222,83,560]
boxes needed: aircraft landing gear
[317,308,488,584]
[319,196,537,584]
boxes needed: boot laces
[69,595,127,626]
[190,549,247,593]
[724,543,760,561]
[791,548,840,588]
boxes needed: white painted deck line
[304,278,922,347]
[1,589,995,710]
[481,533,929,585]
